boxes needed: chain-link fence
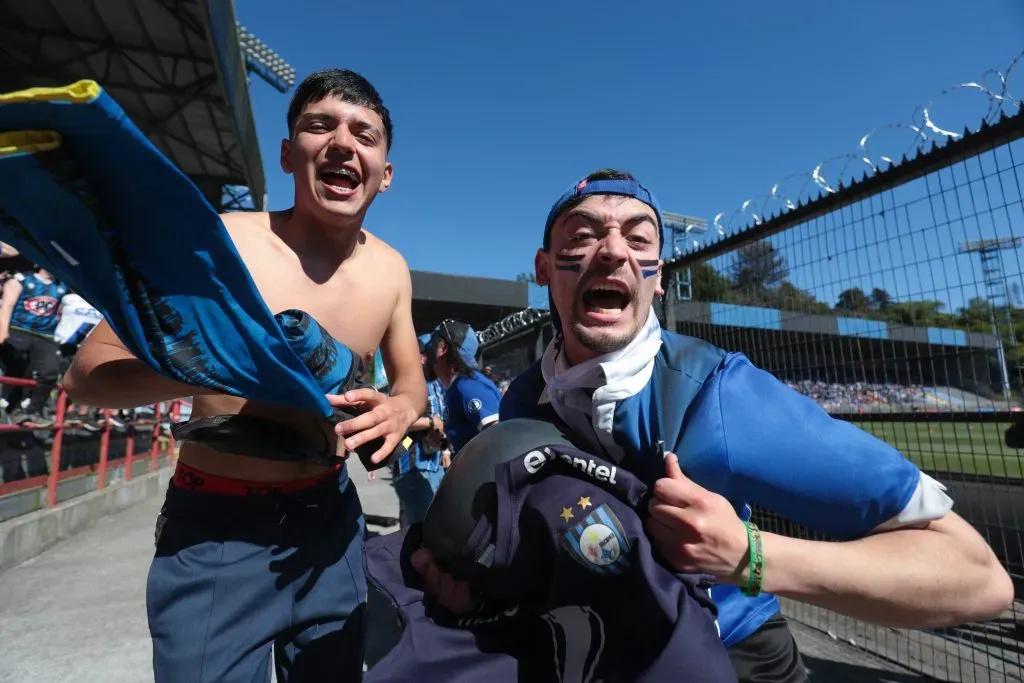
[476,51,1024,682]
[663,68,1024,682]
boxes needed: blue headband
[542,178,665,248]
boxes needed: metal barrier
[660,60,1024,681]
[0,374,183,515]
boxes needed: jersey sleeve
[499,363,545,422]
[460,378,500,431]
[680,353,952,540]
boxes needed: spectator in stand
[54,291,103,361]
[0,266,68,426]
[392,334,448,528]
[54,291,105,428]
[424,319,501,454]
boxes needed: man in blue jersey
[392,334,449,527]
[412,169,1013,682]
[0,266,68,425]
[424,319,501,454]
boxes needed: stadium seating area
[782,380,1011,412]
[786,380,929,412]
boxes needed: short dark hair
[542,168,636,250]
[286,69,393,151]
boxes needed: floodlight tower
[236,24,297,94]
[659,211,708,332]
[960,236,1024,403]
[663,211,708,302]
[221,24,296,211]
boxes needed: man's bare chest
[247,261,391,358]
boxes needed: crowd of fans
[0,245,105,428]
[785,379,931,412]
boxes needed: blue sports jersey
[365,443,737,683]
[500,318,952,647]
[395,379,447,476]
[444,371,501,453]
[9,272,67,336]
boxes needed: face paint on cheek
[637,259,660,279]
[554,254,584,273]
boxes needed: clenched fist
[645,453,751,583]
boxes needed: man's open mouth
[318,165,360,194]
[581,281,631,314]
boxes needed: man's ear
[534,249,550,286]
[655,260,665,296]
[378,162,394,193]
[280,138,293,175]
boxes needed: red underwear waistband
[170,460,341,496]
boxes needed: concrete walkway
[0,460,924,683]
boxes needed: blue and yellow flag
[0,81,356,417]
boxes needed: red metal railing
[0,375,185,510]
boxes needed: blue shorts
[393,466,444,528]
[146,465,366,682]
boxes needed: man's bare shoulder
[360,229,411,276]
[219,211,272,237]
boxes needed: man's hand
[329,389,418,465]
[409,548,479,614]
[646,453,750,582]
[425,415,446,452]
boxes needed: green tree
[836,287,870,314]
[732,240,787,296]
[765,281,831,314]
[885,300,946,326]
[959,297,994,332]
[690,262,734,303]
[870,288,892,312]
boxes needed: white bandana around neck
[540,307,663,462]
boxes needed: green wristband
[741,521,765,597]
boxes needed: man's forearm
[387,378,428,427]
[63,357,212,409]
[0,303,16,329]
[753,514,1012,628]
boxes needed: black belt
[172,407,407,471]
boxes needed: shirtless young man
[63,69,426,683]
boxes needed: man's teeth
[322,168,358,183]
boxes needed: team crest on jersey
[467,398,482,414]
[561,503,631,575]
[23,296,58,316]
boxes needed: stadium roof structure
[411,270,528,335]
[0,0,283,212]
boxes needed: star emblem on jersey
[561,503,631,575]
[560,507,574,522]
[577,496,591,510]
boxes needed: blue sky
[237,0,1024,312]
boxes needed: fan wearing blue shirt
[392,334,449,528]
[0,267,68,425]
[424,319,501,455]
[410,169,1013,683]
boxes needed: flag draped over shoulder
[0,81,355,417]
